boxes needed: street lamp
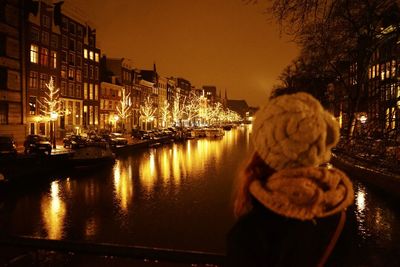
[359,115,367,124]
[114,115,119,132]
[50,111,58,149]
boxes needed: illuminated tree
[38,76,61,119]
[159,100,170,128]
[197,91,208,126]
[140,95,157,130]
[208,102,224,125]
[116,87,132,131]
[184,91,200,126]
[172,93,186,127]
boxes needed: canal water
[0,125,400,265]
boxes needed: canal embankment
[0,138,166,184]
[331,152,400,198]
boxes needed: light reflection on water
[2,125,399,259]
[40,180,66,239]
[352,180,398,249]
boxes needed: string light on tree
[116,87,132,131]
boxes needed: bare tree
[269,0,400,136]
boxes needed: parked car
[110,133,128,146]
[0,136,17,157]
[100,133,128,147]
[63,135,88,149]
[23,135,52,155]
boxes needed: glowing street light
[50,111,58,149]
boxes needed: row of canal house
[0,0,231,144]
[330,22,400,145]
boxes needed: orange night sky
[67,0,299,107]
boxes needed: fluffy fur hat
[252,92,340,170]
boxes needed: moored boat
[205,128,225,138]
[69,145,115,167]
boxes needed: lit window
[95,53,99,62]
[392,60,396,77]
[89,51,94,60]
[76,70,82,82]
[89,84,93,99]
[51,51,57,69]
[95,84,98,100]
[84,83,88,99]
[30,44,39,63]
[29,96,36,115]
[61,65,67,79]
[68,68,74,80]
[84,48,88,59]
[40,48,48,66]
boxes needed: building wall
[0,0,25,143]
[26,1,62,137]
[99,81,122,131]
[365,26,400,140]
[82,28,100,131]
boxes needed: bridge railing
[0,235,225,266]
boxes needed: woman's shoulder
[226,204,349,267]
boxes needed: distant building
[175,77,191,101]
[99,81,122,131]
[227,99,251,120]
[100,57,141,130]
[202,85,217,105]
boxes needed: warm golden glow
[113,160,134,212]
[30,44,39,63]
[139,151,158,191]
[356,189,366,213]
[41,181,66,239]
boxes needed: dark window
[41,31,49,45]
[39,73,48,90]
[89,65,93,79]
[69,38,75,50]
[62,35,67,48]
[0,33,5,56]
[77,41,82,53]
[30,27,40,42]
[77,25,83,37]
[69,52,75,66]
[76,56,82,68]
[61,50,67,62]
[0,2,4,22]
[83,64,88,78]
[29,71,38,88]
[89,36,95,47]
[0,102,7,124]
[0,67,6,89]
[94,66,99,80]
[62,17,68,31]
[69,22,76,34]
[50,34,58,48]
[68,83,74,97]
[42,15,50,28]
